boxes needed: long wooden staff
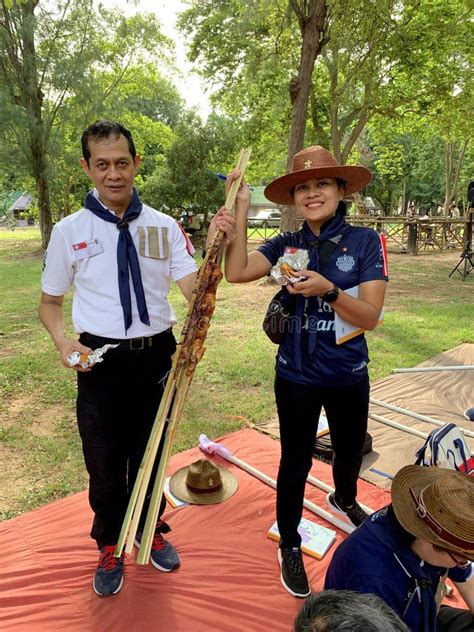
[115,148,251,563]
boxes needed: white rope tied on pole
[370,398,474,439]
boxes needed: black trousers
[76,330,176,549]
[275,374,369,548]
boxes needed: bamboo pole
[115,148,251,563]
[370,397,474,439]
[136,371,193,564]
[116,361,179,556]
[393,365,474,373]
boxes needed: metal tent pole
[199,435,356,534]
[370,398,474,439]
[393,365,474,374]
[369,414,474,458]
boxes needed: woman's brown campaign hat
[264,146,372,205]
[169,458,238,505]
[391,465,474,560]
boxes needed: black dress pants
[77,330,176,549]
[275,374,369,548]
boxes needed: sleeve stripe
[379,233,388,277]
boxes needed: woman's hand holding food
[286,269,333,298]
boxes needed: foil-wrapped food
[271,247,309,285]
[67,343,119,369]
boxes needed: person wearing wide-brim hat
[208,146,388,598]
[325,465,474,632]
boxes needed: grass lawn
[0,228,472,519]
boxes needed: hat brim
[391,465,474,559]
[169,462,238,505]
[264,165,372,205]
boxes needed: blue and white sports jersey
[258,213,388,386]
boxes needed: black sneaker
[93,545,124,596]
[326,492,369,527]
[277,547,311,598]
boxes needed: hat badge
[208,477,214,487]
[304,159,312,169]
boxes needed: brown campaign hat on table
[391,464,474,560]
[169,458,238,505]
[264,145,372,205]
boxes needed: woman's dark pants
[275,373,369,549]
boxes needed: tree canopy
[0,0,472,243]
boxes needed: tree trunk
[401,179,406,215]
[37,174,52,248]
[1,1,53,247]
[452,139,468,204]
[280,0,328,232]
[443,142,452,214]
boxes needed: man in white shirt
[39,120,219,596]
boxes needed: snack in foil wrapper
[271,247,309,285]
[67,343,119,369]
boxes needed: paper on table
[334,285,383,345]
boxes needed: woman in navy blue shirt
[210,146,388,598]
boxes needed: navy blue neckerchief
[289,212,348,367]
[85,188,150,334]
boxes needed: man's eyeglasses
[432,544,470,567]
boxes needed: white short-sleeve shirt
[42,201,198,338]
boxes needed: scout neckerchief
[85,188,150,333]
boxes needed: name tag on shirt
[72,239,104,261]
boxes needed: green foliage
[1,0,473,231]
[178,0,301,182]
[140,111,242,214]
[179,0,473,210]
[0,0,177,239]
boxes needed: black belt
[81,328,172,351]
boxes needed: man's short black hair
[294,590,409,632]
[81,120,136,166]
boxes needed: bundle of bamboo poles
[115,148,251,564]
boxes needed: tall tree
[180,0,472,223]
[0,0,171,247]
[179,0,329,230]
